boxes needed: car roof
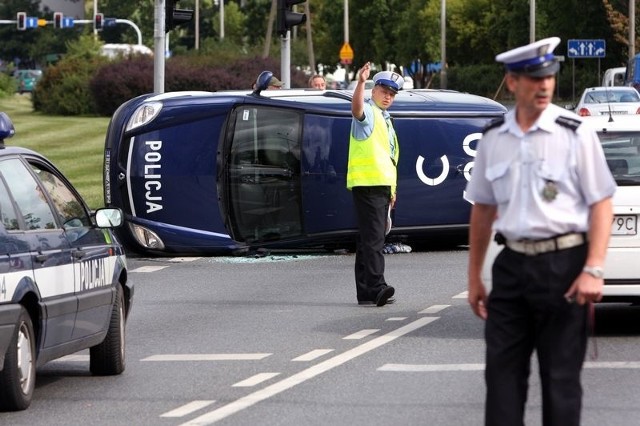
[142,88,507,116]
[583,86,637,93]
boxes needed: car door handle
[73,250,86,259]
[35,253,47,263]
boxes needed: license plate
[612,215,637,235]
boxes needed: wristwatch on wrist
[583,265,605,279]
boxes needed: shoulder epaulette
[555,115,581,132]
[483,117,505,133]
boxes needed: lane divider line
[233,373,280,387]
[418,305,451,315]
[179,316,439,426]
[292,349,334,362]
[161,401,216,418]
[141,354,271,362]
[343,329,379,340]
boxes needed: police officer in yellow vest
[348,63,403,306]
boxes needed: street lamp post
[440,0,446,89]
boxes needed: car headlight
[126,102,163,131]
[128,223,165,250]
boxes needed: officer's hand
[468,278,488,320]
[359,62,371,82]
[564,274,604,305]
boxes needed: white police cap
[372,71,404,93]
[496,37,561,77]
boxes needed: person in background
[309,74,326,90]
[465,37,616,426]
[347,62,404,307]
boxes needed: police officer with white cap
[347,63,403,307]
[466,38,616,426]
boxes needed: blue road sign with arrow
[567,39,606,58]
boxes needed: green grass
[0,94,109,209]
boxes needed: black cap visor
[509,59,559,78]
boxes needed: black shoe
[376,286,395,307]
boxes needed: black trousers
[352,186,390,302]
[485,244,589,426]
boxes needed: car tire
[0,307,36,411]
[90,285,125,376]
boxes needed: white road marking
[378,361,640,372]
[161,401,216,417]
[452,291,468,299]
[379,363,485,372]
[179,316,439,426]
[141,354,271,361]
[343,329,379,340]
[168,257,202,262]
[233,373,280,387]
[130,265,169,273]
[418,305,450,314]
[292,349,334,362]
[584,361,640,369]
[386,317,408,321]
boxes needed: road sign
[26,16,38,28]
[63,17,74,28]
[339,42,353,65]
[567,39,605,58]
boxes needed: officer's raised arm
[351,62,371,120]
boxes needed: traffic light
[53,12,63,29]
[94,13,104,31]
[165,0,194,32]
[17,12,26,31]
[276,0,306,37]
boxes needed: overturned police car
[104,73,507,255]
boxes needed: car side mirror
[95,208,123,228]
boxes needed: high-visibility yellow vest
[347,105,399,193]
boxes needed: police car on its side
[482,113,640,303]
[104,71,507,256]
[0,112,132,411]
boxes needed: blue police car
[0,112,132,411]
[104,72,506,255]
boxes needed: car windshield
[597,130,640,185]
[585,90,640,103]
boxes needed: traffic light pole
[154,0,166,93]
[281,31,291,89]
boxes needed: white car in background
[574,86,640,117]
[482,115,640,303]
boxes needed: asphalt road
[2,248,640,426]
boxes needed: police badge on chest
[542,179,558,202]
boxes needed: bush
[0,72,16,99]
[90,56,154,117]
[32,36,108,116]
[89,55,309,116]
[443,64,505,98]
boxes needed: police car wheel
[0,307,36,411]
[90,285,125,376]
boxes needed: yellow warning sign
[339,42,354,64]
